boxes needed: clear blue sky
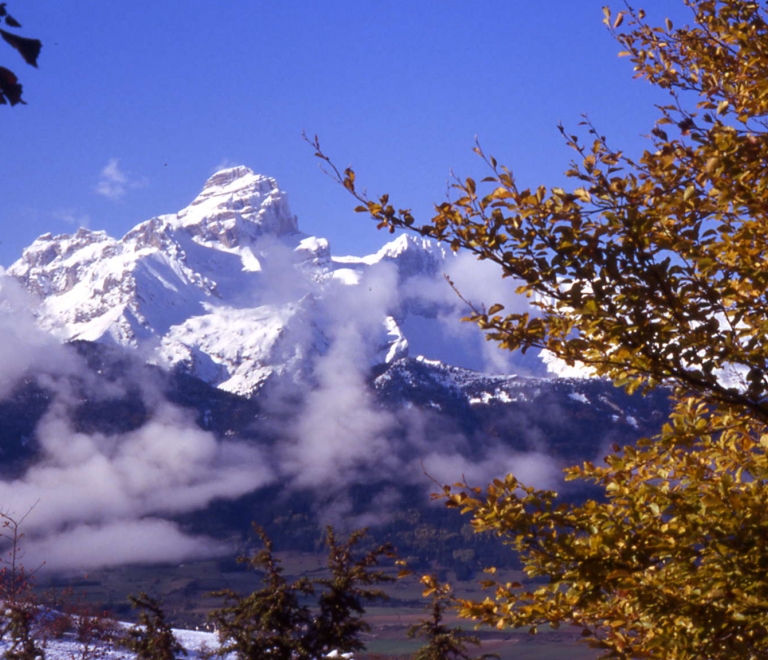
[1,1,690,267]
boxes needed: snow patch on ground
[568,391,589,404]
[1,625,354,660]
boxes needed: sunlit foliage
[311,1,768,657]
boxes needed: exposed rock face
[174,166,299,244]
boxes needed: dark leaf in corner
[0,29,40,66]
[0,66,23,105]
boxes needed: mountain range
[0,167,668,573]
[8,166,479,396]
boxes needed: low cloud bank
[274,256,563,529]
[0,240,561,570]
[24,519,224,572]
[0,394,273,570]
[0,278,274,571]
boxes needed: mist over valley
[0,168,668,574]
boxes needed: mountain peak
[202,165,258,190]
[371,234,445,278]
[175,167,299,242]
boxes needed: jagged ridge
[8,168,455,395]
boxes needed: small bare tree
[0,506,44,660]
[38,584,120,660]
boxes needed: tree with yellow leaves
[310,1,768,657]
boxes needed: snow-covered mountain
[8,166,464,396]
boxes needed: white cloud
[0,401,274,529]
[0,277,79,399]
[420,449,562,492]
[25,519,225,572]
[0,286,275,570]
[95,158,147,200]
[51,208,91,228]
[396,249,547,375]
[282,263,401,489]
[0,400,274,571]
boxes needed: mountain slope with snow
[9,167,471,395]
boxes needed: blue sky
[1,1,689,267]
